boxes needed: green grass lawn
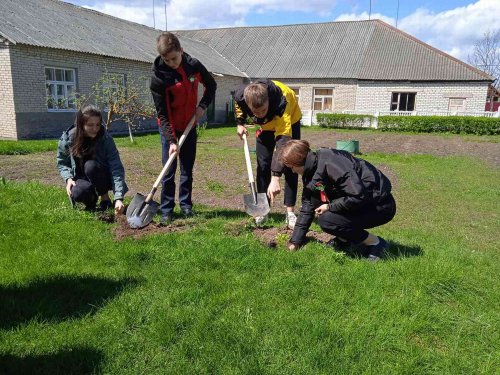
[0,125,237,155]
[2,125,499,155]
[0,150,499,374]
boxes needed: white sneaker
[254,214,268,226]
[286,212,297,230]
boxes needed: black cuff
[272,171,282,177]
[198,103,207,110]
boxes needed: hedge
[316,113,374,129]
[316,113,500,135]
[378,115,500,135]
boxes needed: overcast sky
[65,0,499,63]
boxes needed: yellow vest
[260,81,302,137]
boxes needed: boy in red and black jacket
[150,32,216,224]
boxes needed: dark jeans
[159,127,197,216]
[256,121,301,207]
[72,160,112,209]
[317,194,397,244]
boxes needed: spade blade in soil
[126,193,159,229]
[243,193,270,218]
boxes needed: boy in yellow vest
[234,79,302,228]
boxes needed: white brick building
[0,0,493,139]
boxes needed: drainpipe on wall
[373,111,379,129]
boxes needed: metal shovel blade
[243,193,270,217]
[126,193,159,229]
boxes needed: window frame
[289,87,300,103]
[313,87,334,111]
[390,92,416,112]
[448,97,466,112]
[45,67,77,112]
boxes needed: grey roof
[177,20,492,81]
[0,0,491,82]
[0,0,246,77]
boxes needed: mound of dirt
[112,215,196,240]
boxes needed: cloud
[83,3,153,26]
[334,0,499,61]
[83,0,499,63]
[334,11,394,25]
[398,0,499,60]
[82,0,339,30]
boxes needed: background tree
[468,29,500,88]
[77,71,156,142]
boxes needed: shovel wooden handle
[242,133,255,184]
[145,115,197,203]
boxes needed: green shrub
[316,113,375,129]
[378,115,500,135]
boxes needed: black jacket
[290,148,392,245]
[150,52,216,142]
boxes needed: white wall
[355,81,489,113]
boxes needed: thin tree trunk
[128,123,134,143]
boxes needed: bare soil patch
[1,129,498,214]
[112,214,197,240]
[223,219,332,249]
[252,226,333,249]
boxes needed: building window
[390,92,416,111]
[448,98,465,112]
[45,67,76,111]
[290,87,300,102]
[313,88,333,111]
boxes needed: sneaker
[286,212,297,230]
[98,199,113,212]
[365,237,388,262]
[159,213,173,225]
[254,214,268,226]
[326,237,351,251]
[181,208,194,218]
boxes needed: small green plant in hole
[276,233,290,248]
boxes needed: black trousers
[72,160,112,208]
[256,121,301,207]
[317,195,396,244]
[159,127,197,216]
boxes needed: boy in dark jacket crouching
[281,140,396,261]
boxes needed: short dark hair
[156,32,182,55]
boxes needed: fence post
[494,111,500,118]
[373,111,379,129]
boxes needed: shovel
[126,115,196,229]
[242,133,270,218]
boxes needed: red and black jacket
[150,52,216,143]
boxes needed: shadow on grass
[0,348,103,375]
[198,208,248,220]
[340,240,424,260]
[0,275,139,330]
[384,241,424,259]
